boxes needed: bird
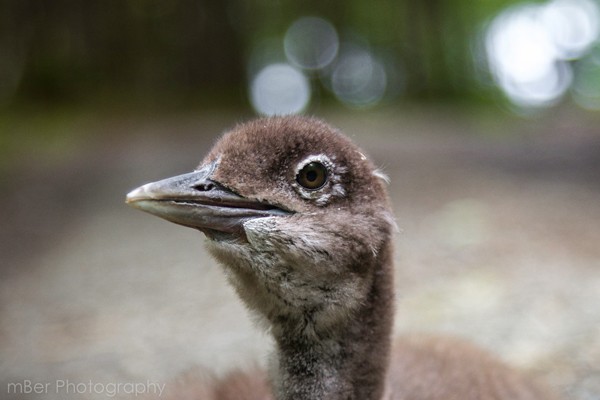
[126,116,558,400]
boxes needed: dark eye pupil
[297,161,328,190]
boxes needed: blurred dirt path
[1,110,599,399]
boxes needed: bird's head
[127,116,395,333]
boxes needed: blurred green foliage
[0,0,520,109]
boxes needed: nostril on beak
[193,181,216,192]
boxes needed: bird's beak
[126,161,289,239]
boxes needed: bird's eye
[296,162,328,190]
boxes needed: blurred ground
[1,108,599,399]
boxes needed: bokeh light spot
[500,60,573,107]
[541,0,600,59]
[330,46,387,108]
[284,17,339,70]
[250,63,310,116]
[484,0,600,108]
[486,5,557,84]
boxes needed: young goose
[126,116,557,400]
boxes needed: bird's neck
[271,245,395,400]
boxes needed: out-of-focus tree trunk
[401,0,471,99]
[3,0,245,105]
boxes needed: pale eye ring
[296,161,328,190]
